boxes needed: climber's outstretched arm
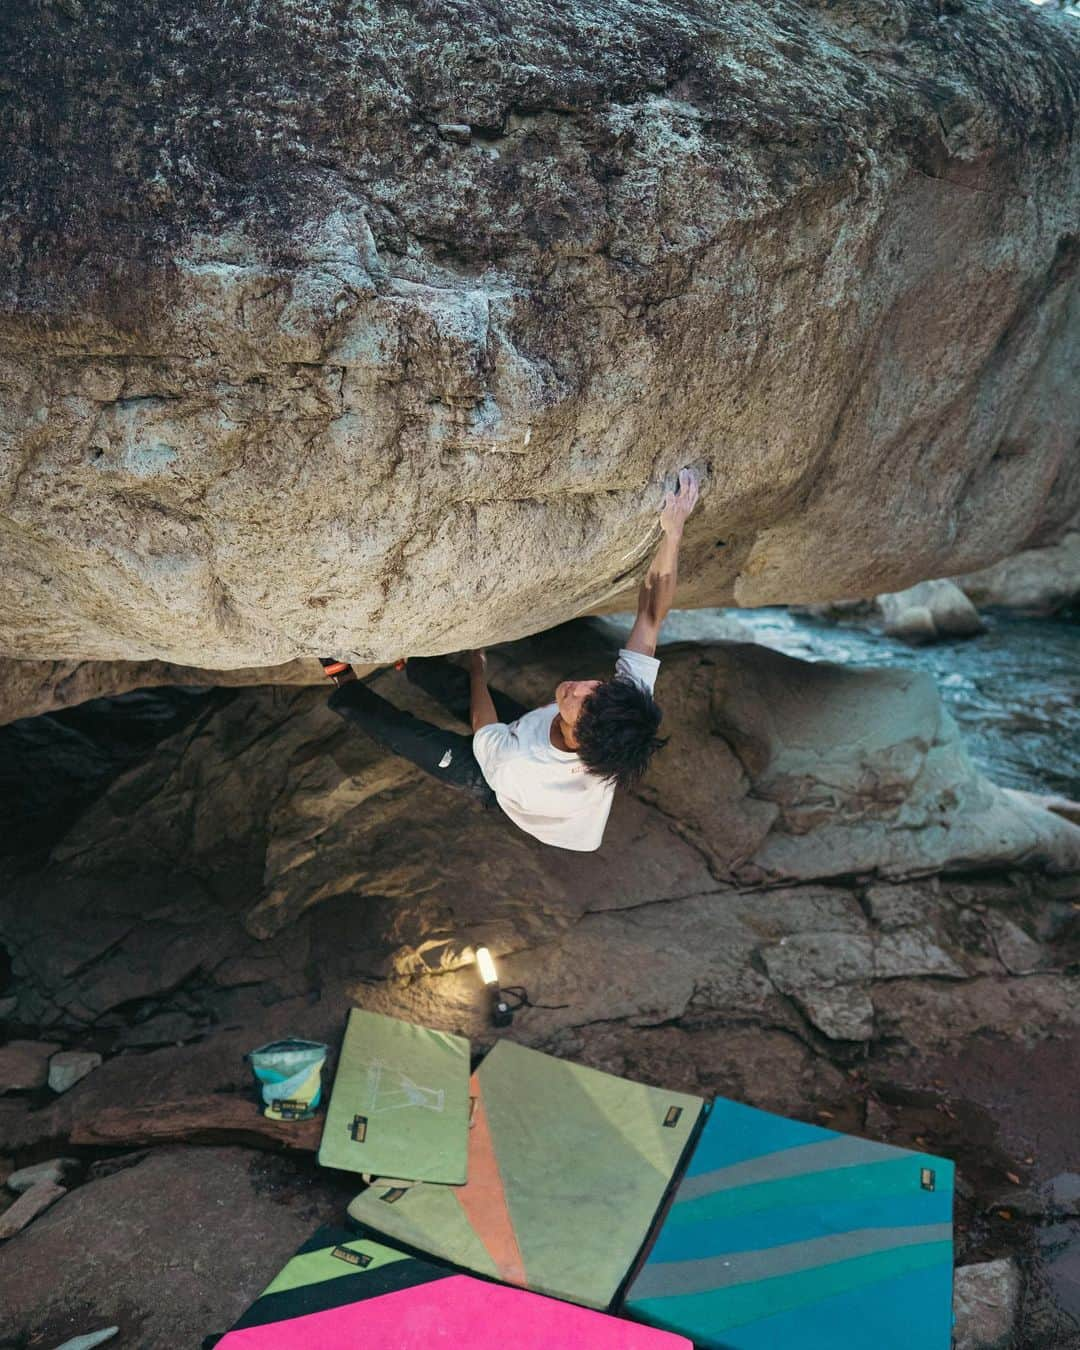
[470,649,499,732]
[626,467,700,658]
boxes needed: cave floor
[0,678,1078,1347]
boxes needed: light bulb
[475,945,498,988]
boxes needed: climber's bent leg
[328,680,494,805]
[405,656,529,725]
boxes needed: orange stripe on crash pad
[455,1075,527,1287]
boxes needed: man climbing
[322,466,701,851]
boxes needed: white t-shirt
[472,648,661,852]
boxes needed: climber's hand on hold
[659,466,701,536]
[627,468,699,658]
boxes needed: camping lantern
[474,946,513,1028]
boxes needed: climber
[322,466,701,850]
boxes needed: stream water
[653,605,1080,800]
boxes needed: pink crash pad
[219,1271,692,1348]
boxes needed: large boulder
[955,529,1080,614]
[0,1,1077,668]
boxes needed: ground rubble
[0,627,1078,1345]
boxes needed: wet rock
[982,1185,1047,1220]
[878,580,986,642]
[953,1258,1022,1349]
[0,1040,61,1092]
[1036,1221,1080,1324]
[0,1179,66,1241]
[1048,1172,1080,1216]
[0,1148,352,1345]
[47,1049,102,1094]
[6,1158,82,1195]
[1,3,1078,670]
[956,530,1080,615]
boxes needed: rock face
[955,529,1080,614]
[0,1,1078,668]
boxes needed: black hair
[575,676,667,790]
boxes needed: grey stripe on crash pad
[628,1222,954,1300]
[676,1135,912,1203]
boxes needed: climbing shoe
[319,657,355,686]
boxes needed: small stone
[48,1049,103,1094]
[0,1178,66,1240]
[54,1330,119,1350]
[0,1040,61,1092]
[952,1258,1022,1349]
[6,1157,83,1194]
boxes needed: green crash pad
[348,1038,704,1310]
[319,1009,470,1184]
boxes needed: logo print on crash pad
[350,1114,369,1142]
[663,1106,683,1127]
[331,1246,372,1267]
[921,1167,936,1191]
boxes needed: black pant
[328,657,527,806]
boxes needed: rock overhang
[0,0,1077,667]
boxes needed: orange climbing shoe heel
[319,657,355,685]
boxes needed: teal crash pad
[624,1096,955,1349]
